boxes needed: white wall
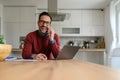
[104,5,113,55]
[0,4,3,34]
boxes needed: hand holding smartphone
[47,26,55,40]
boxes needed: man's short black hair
[38,12,52,22]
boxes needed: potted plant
[68,41,74,46]
[0,35,5,44]
[0,35,12,61]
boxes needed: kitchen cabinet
[51,9,104,36]
[36,9,104,36]
[3,6,36,48]
[71,10,82,26]
[81,10,104,36]
[92,10,104,26]
[4,7,20,22]
[4,7,36,23]
[20,7,36,22]
[4,23,20,47]
[74,49,106,65]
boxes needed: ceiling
[0,0,110,9]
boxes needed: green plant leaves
[0,35,5,44]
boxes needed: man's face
[38,15,51,34]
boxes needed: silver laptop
[56,45,80,60]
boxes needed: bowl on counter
[0,44,12,61]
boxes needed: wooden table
[0,60,120,80]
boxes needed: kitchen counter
[12,48,22,52]
[79,48,105,51]
[12,48,105,52]
[0,60,120,80]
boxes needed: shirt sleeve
[22,33,33,59]
[50,39,56,44]
[49,34,61,59]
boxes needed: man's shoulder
[26,30,38,38]
[27,30,38,35]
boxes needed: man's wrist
[50,39,56,44]
[31,54,36,59]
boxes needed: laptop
[56,45,80,60]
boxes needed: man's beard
[39,27,48,34]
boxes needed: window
[110,0,120,48]
[116,2,120,47]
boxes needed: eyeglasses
[39,20,51,25]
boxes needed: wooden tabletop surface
[0,60,120,80]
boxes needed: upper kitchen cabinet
[71,10,82,26]
[81,10,104,27]
[3,6,36,47]
[4,7,20,22]
[20,7,36,22]
[4,7,36,23]
[81,10,104,36]
[82,10,93,26]
[54,9,104,36]
[92,10,104,26]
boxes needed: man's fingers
[35,53,47,61]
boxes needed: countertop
[79,48,105,51]
[12,48,105,52]
[0,60,120,80]
[12,48,22,51]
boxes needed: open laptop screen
[56,46,80,60]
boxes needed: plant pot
[0,44,12,61]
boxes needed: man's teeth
[41,27,47,30]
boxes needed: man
[22,12,60,61]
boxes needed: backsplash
[60,36,104,49]
[19,36,104,49]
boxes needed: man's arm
[45,34,60,59]
[45,27,60,59]
[48,33,60,59]
[22,34,33,59]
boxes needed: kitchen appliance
[48,0,70,21]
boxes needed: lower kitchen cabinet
[10,48,22,58]
[73,49,106,65]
